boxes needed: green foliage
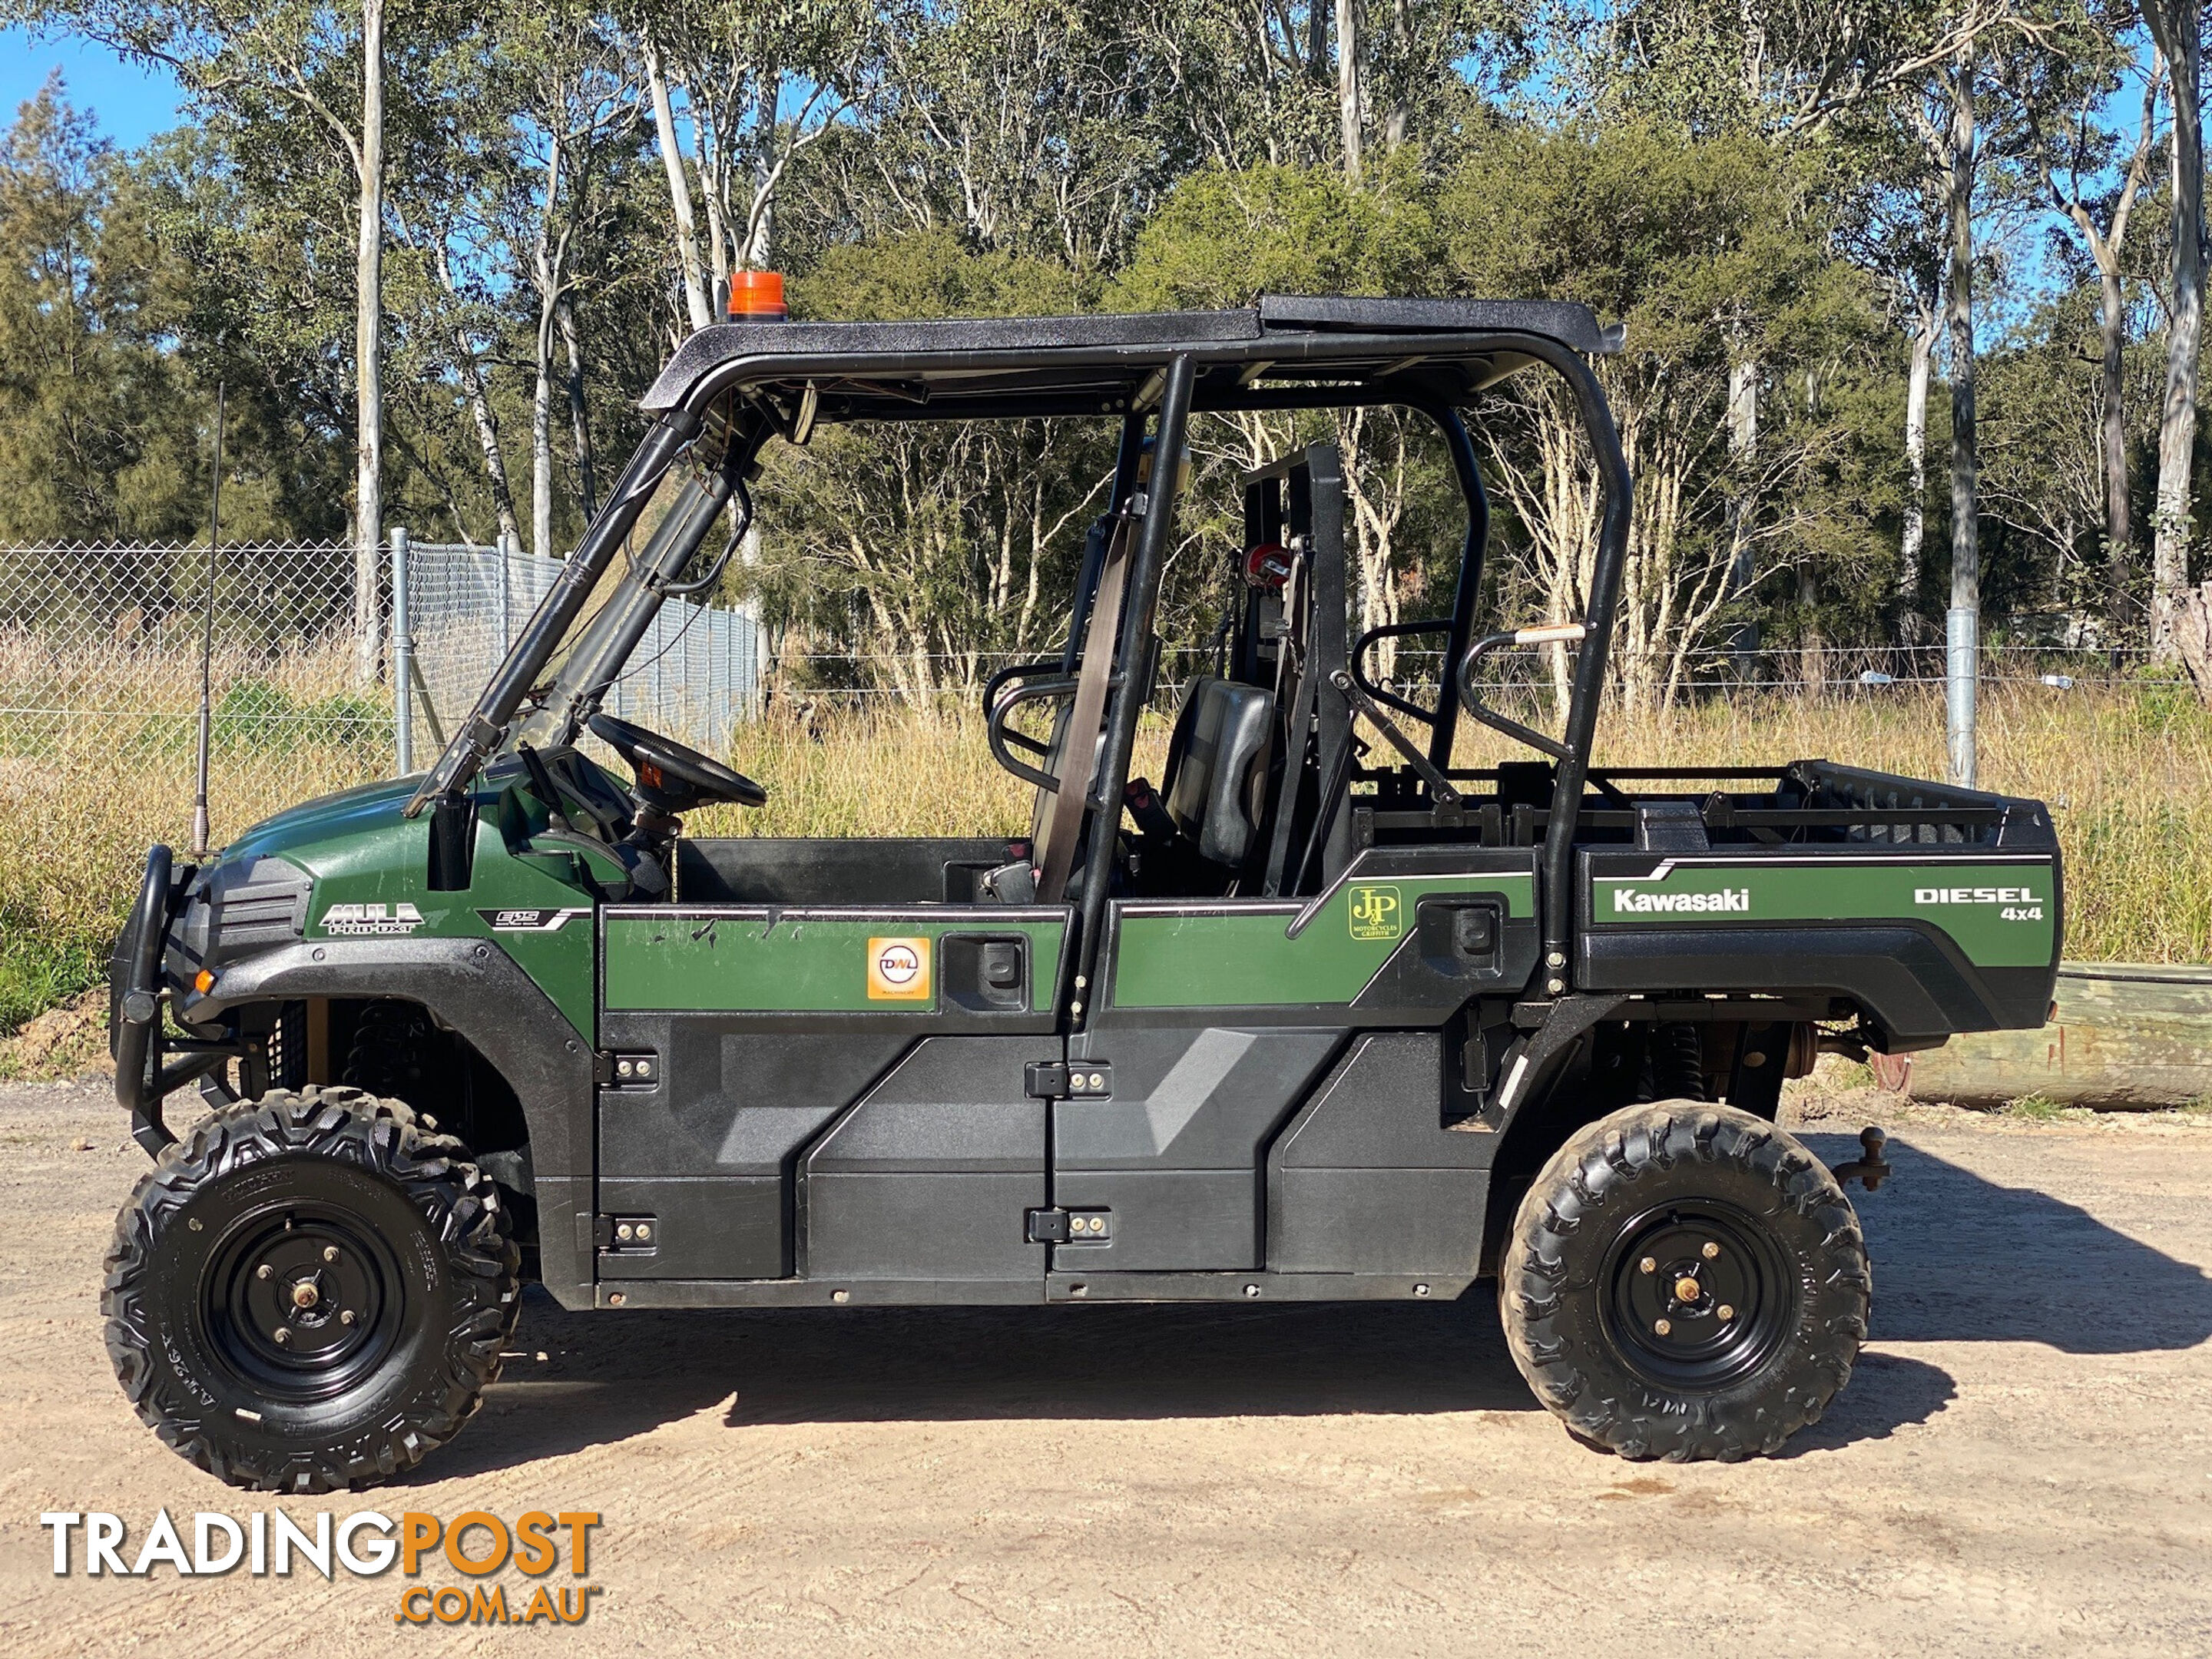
[212,678,386,750]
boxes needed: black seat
[1161,676,1273,871]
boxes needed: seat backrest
[1161,676,1273,869]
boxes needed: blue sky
[2,25,182,148]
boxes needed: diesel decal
[1612,887,1750,914]
[1347,885,1404,941]
[321,902,424,936]
[866,936,932,1002]
[478,907,591,932]
[1912,886,2045,906]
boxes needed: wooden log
[1893,963,2212,1108]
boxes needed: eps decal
[478,907,592,932]
[866,936,933,1002]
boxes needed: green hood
[219,774,429,882]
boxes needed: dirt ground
[2,1081,2209,1658]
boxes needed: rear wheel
[1499,1101,1869,1461]
[102,1088,519,1492]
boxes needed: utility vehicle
[105,293,2062,1489]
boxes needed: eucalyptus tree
[2141,0,2204,656]
[1997,5,2163,635]
[8,0,451,680]
[621,0,881,331]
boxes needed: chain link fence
[0,536,760,807]
[0,533,2192,814]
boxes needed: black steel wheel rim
[202,1203,406,1402]
[1601,1200,1796,1390]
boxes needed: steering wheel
[588,713,767,813]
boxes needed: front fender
[198,936,598,1307]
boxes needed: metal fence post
[1945,604,1977,789]
[392,525,413,776]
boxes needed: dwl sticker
[866,936,933,1002]
[321,902,424,936]
[1347,885,1403,942]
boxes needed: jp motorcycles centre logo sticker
[478,907,591,932]
[866,936,932,1002]
[320,902,425,936]
[1347,885,1403,942]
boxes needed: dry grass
[2,677,2204,1071]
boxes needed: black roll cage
[405,298,1632,985]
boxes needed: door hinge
[595,1049,660,1088]
[1025,1060,1111,1100]
[1026,1207,1113,1243]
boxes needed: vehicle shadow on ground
[412,1131,2210,1479]
[1799,1131,2212,1353]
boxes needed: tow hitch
[1830,1125,1892,1193]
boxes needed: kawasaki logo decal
[1612,887,1750,915]
[320,902,424,936]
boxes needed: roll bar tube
[1510,342,1631,984]
[404,406,704,817]
[1071,354,1197,1022]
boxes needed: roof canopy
[640,294,1622,422]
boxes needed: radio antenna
[190,381,224,858]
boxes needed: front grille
[171,855,310,978]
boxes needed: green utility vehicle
[105,295,2061,1489]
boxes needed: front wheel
[102,1088,520,1492]
[1500,1101,1869,1461]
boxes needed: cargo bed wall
[1576,846,2061,1039]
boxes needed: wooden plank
[1896,964,2212,1108]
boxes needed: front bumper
[109,846,233,1156]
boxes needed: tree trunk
[1946,56,1980,786]
[1383,0,1411,148]
[2099,262,2132,635]
[1724,351,1760,664]
[1899,306,1936,641]
[644,29,714,333]
[434,246,520,547]
[352,0,385,686]
[1335,0,1362,180]
[1798,565,1823,697]
[532,291,555,562]
[558,292,597,521]
[2147,4,2204,657]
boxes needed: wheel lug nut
[340,1310,356,1326]
[1653,1318,1671,1336]
[256,1264,273,1280]
[1717,1304,1735,1320]
[323,1246,340,1263]
[1701,1241,1720,1260]
[272,1328,290,1344]
[1638,1257,1656,1274]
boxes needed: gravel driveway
[2,1079,2208,1657]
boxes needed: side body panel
[1578,849,2062,1038]
[1061,847,1535,1277]
[598,902,1069,1285]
